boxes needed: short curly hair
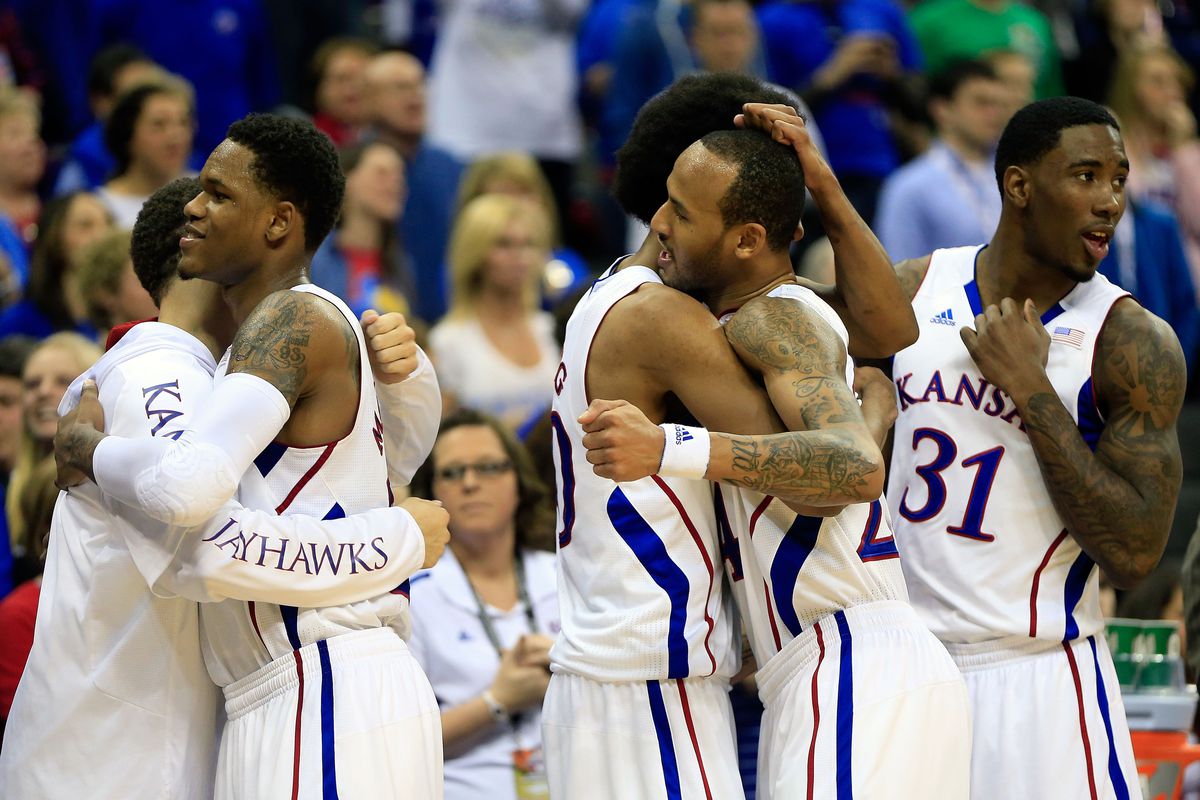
[131,177,200,305]
[699,130,805,252]
[613,73,796,224]
[226,113,344,252]
[994,97,1119,193]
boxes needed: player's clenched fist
[361,308,420,384]
[578,398,664,482]
[400,497,450,568]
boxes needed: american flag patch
[1051,326,1086,348]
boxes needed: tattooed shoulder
[1094,300,1186,441]
[894,256,931,302]
[228,290,355,408]
[725,294,844,377]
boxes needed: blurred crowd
[0,0,1197,796]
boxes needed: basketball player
[542,74,919,799]
[579,119,972,798]
[54,116,445,798]
[1,178,449,800]
[881,98,1183,799]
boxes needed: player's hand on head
[490,643,552,714]
[579,399,664,482]
[960,298,1052,399]
[738,104,835,189]
[361,309,420,385]
[399,497,450,568]
[53,380,105,489]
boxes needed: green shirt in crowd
[909,0,1064,99]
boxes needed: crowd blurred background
[0,0,1198,796]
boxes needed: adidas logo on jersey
[930,308,956,326]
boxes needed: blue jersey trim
[647,681,682,799]
[317,640,340,800]
[323,502,346,520]
[771,514,823,637]
[280,606,302,651]
[254,441,287,477]
[1062,553,1095,641]
[1088,636,1131,799]
[1076,379,1104,452]
[835,610,855,800]
[609,488,692,678]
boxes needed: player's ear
[1003,165,1031,208]
[792,221,805,244]
[265,201,297,245]
[735,223,768,259]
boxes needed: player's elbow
[136,441,242,527]
[1104,550,1165,591]
[837,435,885,504]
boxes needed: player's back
[0,323,220,800]
[198,284,403,686]
[549,263,738,682]
[715,283,909,666]
[888,245,1130,647]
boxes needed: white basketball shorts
[948,633,1139,800]
[542,672,746,799]
[755,600,971,800]
[215,628,442,799]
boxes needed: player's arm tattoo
[712,295,883,504]
[893,256,932,303]
[717,429,879,500]
[1015,305,1185,588]
[227,291,318,408]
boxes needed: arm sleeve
[114,500,426,606]
[376,346,442,485]
[93,372,291,527]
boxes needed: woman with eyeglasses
[408,408,558,800]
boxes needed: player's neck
[978,226,1078,310]
[703,259,795,315]
[451,528,518,581]
[158,280,236,358]
[222,261,312,326]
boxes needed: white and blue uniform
[0,320,435,800]
[543,264,745,800]
[197,286,440,800]
[716,284,970,800]
[889,245,1139,799]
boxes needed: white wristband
[657,423,710,480]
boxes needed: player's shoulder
[605,281,718,338]
[894,254,934,302]
[247,288,350,332]
[1095,297,1187,410]
[726,289,846,372]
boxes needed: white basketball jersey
[549,263,739,682]
[888,245,1130,646]
[715,283,909,667]
[199,284,405,686]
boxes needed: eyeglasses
[434,460,514,483]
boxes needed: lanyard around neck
[464,552,538,658]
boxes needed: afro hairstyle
[226,113,344,252]
[613,73,797,224]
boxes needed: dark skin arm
[738,104,919,358]
[961,296,1186,589]
[54,290,362,483]
[582,294,887,507]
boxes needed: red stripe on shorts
[676,680,713,800]
[807,621,826,800]
[291,650,306,800]
[1064,642,1099,800]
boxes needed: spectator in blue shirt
[53,44,158,196]
[1099,198,1200,368]
[875,59,1008,261]
[364,51,463,323]
[758,0,922,223]
[95,0,281,156]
